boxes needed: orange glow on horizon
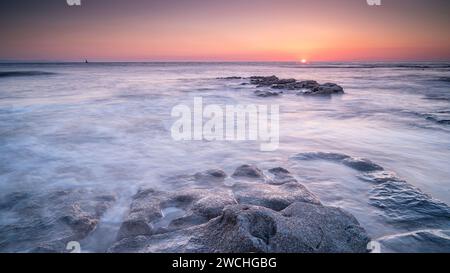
[0,0,449,62]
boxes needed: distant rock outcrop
[218,75,345,96]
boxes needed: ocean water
[0,62,449,252]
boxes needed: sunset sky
[1,0,449,62]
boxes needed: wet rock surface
[111,202,370,253]
[4,159,447,253]
[110,165,370,253]
[116,187,237,240]
[301,82,344,95]
[232,182,321,211]
[369,179,450,226]
[0,188,116,253]
[292,151,450,229]
[232,164,265,179]
[267,167,298,185]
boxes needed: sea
[0,62,449,252]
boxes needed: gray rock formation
[110,202,370,253]
[0,188,116,253]
[302,82,344,95]
[267,167,298,185]
[110,165,370,253]
[254,90,280,97]
[232,181,321,211]
[116,187,237,240]
[292,151,450,229]
[232,164,265,179]
[245,76,344,96]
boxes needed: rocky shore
[109,164,370,253]
[2,156,450,253]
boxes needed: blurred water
[0,62,449,252]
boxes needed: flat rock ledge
[110,165,370,253]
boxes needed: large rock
[109,165,371,253]
[110,203,370,253]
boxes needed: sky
[0,0,449,62]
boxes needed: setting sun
[301,59,307,64]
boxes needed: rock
[377,229,450,253]
[292,151,450,229]
[357,170,404,184]
[272,80,319,90]
[275,78,297,84]
[116,187,237,240]
[292,152,383,172]
[369,180,450,226]
[232,164,265,179]
[163,169,227,189]
[267,167,298,185]
[254,90,280,97]
[194,169,227,180]
[191,194,237,219]
[292,151,350,161]
[116,188,165,240]
[341,157,384,172]
[110,202,370,253]
[250,76,280,86]
[0,189,116,253]
[110,165,370,253]
[244,76,344,95]
[232,181,320,211]
[303,83,344,95]
[59,204,99,238]
[297,80,320,89]
[218,76,242,80]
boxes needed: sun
[301,59,307,64]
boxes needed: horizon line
[1,60,450,64]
